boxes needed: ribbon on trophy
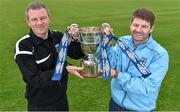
[51,32,71,80]
[99,33,112,79]
[52,24,78,81]
[101,23,151,78]
[111,34,151,78]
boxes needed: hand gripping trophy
[51,23,112,80]
[78,23,152,79]
[52,23,151,80]
[78,23,112,78]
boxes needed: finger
[111,69,118,77]
[73,71,84,78]
[70,28,79,35]
[72,36,80,42]
[104,27,111,35]
[102,23,111,29]
[81,64,84,69]
[66,66,84,78]
[99,69,103,74]
[70,23,78,28]
[73,66,84,71]
[68,23,79,34]
[97,75,103,78]
[66,65,74,70]
[67,66,84,72]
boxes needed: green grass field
[0,0,180,111]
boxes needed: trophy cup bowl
[79,27,102,78]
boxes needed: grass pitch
[0,0,180,111]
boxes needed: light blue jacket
[108,35,169,111]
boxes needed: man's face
[130,18,153,44]
[26,8,50,39]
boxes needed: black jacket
[14,29,84,105]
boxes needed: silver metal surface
[79,27,101,54]
[81,55,99,77]
[79,27,102,77]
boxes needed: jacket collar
[29,29,53,45]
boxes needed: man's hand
[98,69,118,78]
[111,69,118,78]
[67,23,80,41]
[66,65,84,78]
[102,23,113,35]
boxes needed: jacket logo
[140,57,147,65]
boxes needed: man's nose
[136,26,142,32]
[37,19,43,25]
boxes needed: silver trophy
[79,27,102,78]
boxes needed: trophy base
[80,72,102,78]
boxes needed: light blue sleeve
[116,50,169,95]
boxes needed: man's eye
[142,25,149,29]
[31,18,37,21]
[41,17,47,20]
[133,24,139,27]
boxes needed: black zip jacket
[14,29,84,105]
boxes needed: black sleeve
[67,41,85,59]
[15,42,55,88]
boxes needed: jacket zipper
[121,61,130,107]
[121,46,137,107]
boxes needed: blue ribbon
[99,34,112,79]
[110,33,151,78]
[52,32,71,80]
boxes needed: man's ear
[49,16,51,21]
[25,18,31,27]
[150,25,154,33]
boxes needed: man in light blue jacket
[104,8,169,111]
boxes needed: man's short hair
[131,8,155,28]
[25,2,50,19]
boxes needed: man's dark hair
[25,2,50,19]
[131,8,155,28]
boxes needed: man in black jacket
[14,2,84,111]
